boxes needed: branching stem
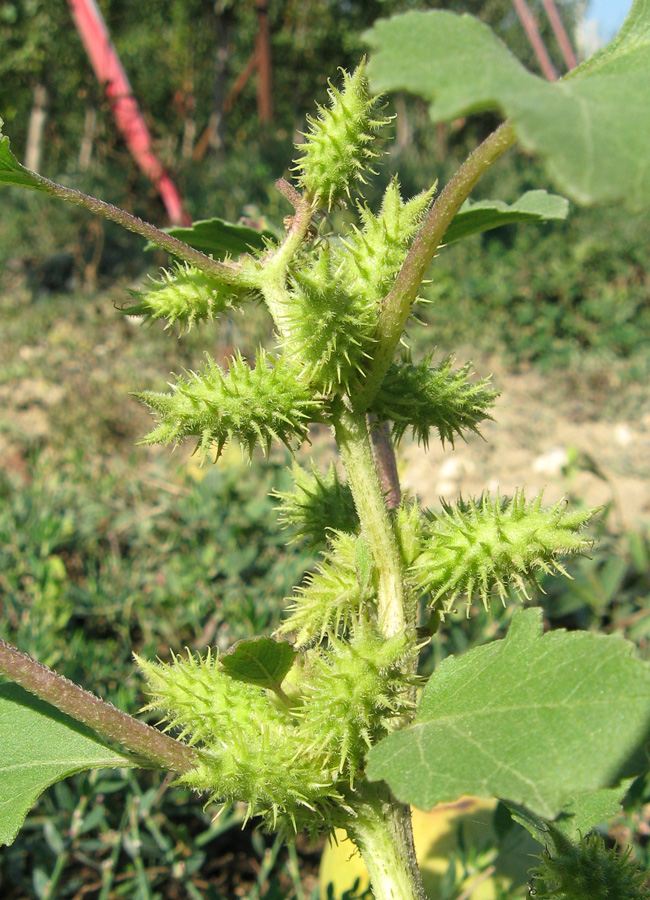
[0,640,198,774]
[26,173,248,283]
[259,193,316,330]
[354,121,516,410]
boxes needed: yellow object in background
[319,797,536,900]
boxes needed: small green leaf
[367,608,650,818]
[365,2,650,209]
[442,190,569,245]
[0,124,47,192]
[144,216,275,260]
[0,683,137,846]
[508,780,634,846]
[220,637,297,691]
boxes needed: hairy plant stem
[260,191,316,330]
[354,121,516,410]
[334,407,407,639]
[0,640,198,774]
[348,783,427,900]
[24,173,248,283]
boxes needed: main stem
[334,411,424,900]
[334,407,407,638]
[349,784,427,900]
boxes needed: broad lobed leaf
[0,684,137,847]
[365,1,650,209]
[367,608,650,818]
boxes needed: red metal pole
[67,0,190,225]
[540,0,578,71]
[511,0,558,81]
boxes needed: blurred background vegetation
[0,1,649,898]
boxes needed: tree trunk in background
[390,94,412,158]
[181,116,196,160]
[209,7,233,154]
[25,84,48,173]
[256,0,273,125]
[78,105,97,171]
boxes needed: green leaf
[144,217,275,260]
[367,608,650,818]
[220,637,297,691]
[365,2,650,209]
[0,124,46,192]
[508,780,634,846]
[442,190,569,245]
[0,683,137,846]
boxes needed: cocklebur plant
[1,6,650,900]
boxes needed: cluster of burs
[131,65,593,832]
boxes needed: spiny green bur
[293,62,391,207]
[279,531,377,647]
[339,179,435,304]
[413,492,594,611]
[531,831,649,900]
[282,245,379,393]
[136,349,323,460]
[275,462,359,549]
[136,623,415,833]
[124,263,247,331]
[370,354,498,448]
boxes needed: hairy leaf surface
[367,608,650,817]
[0,684,137,846]
[365,2,650,208]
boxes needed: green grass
[411,203,650,376]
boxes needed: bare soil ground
[399,353,650,529]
